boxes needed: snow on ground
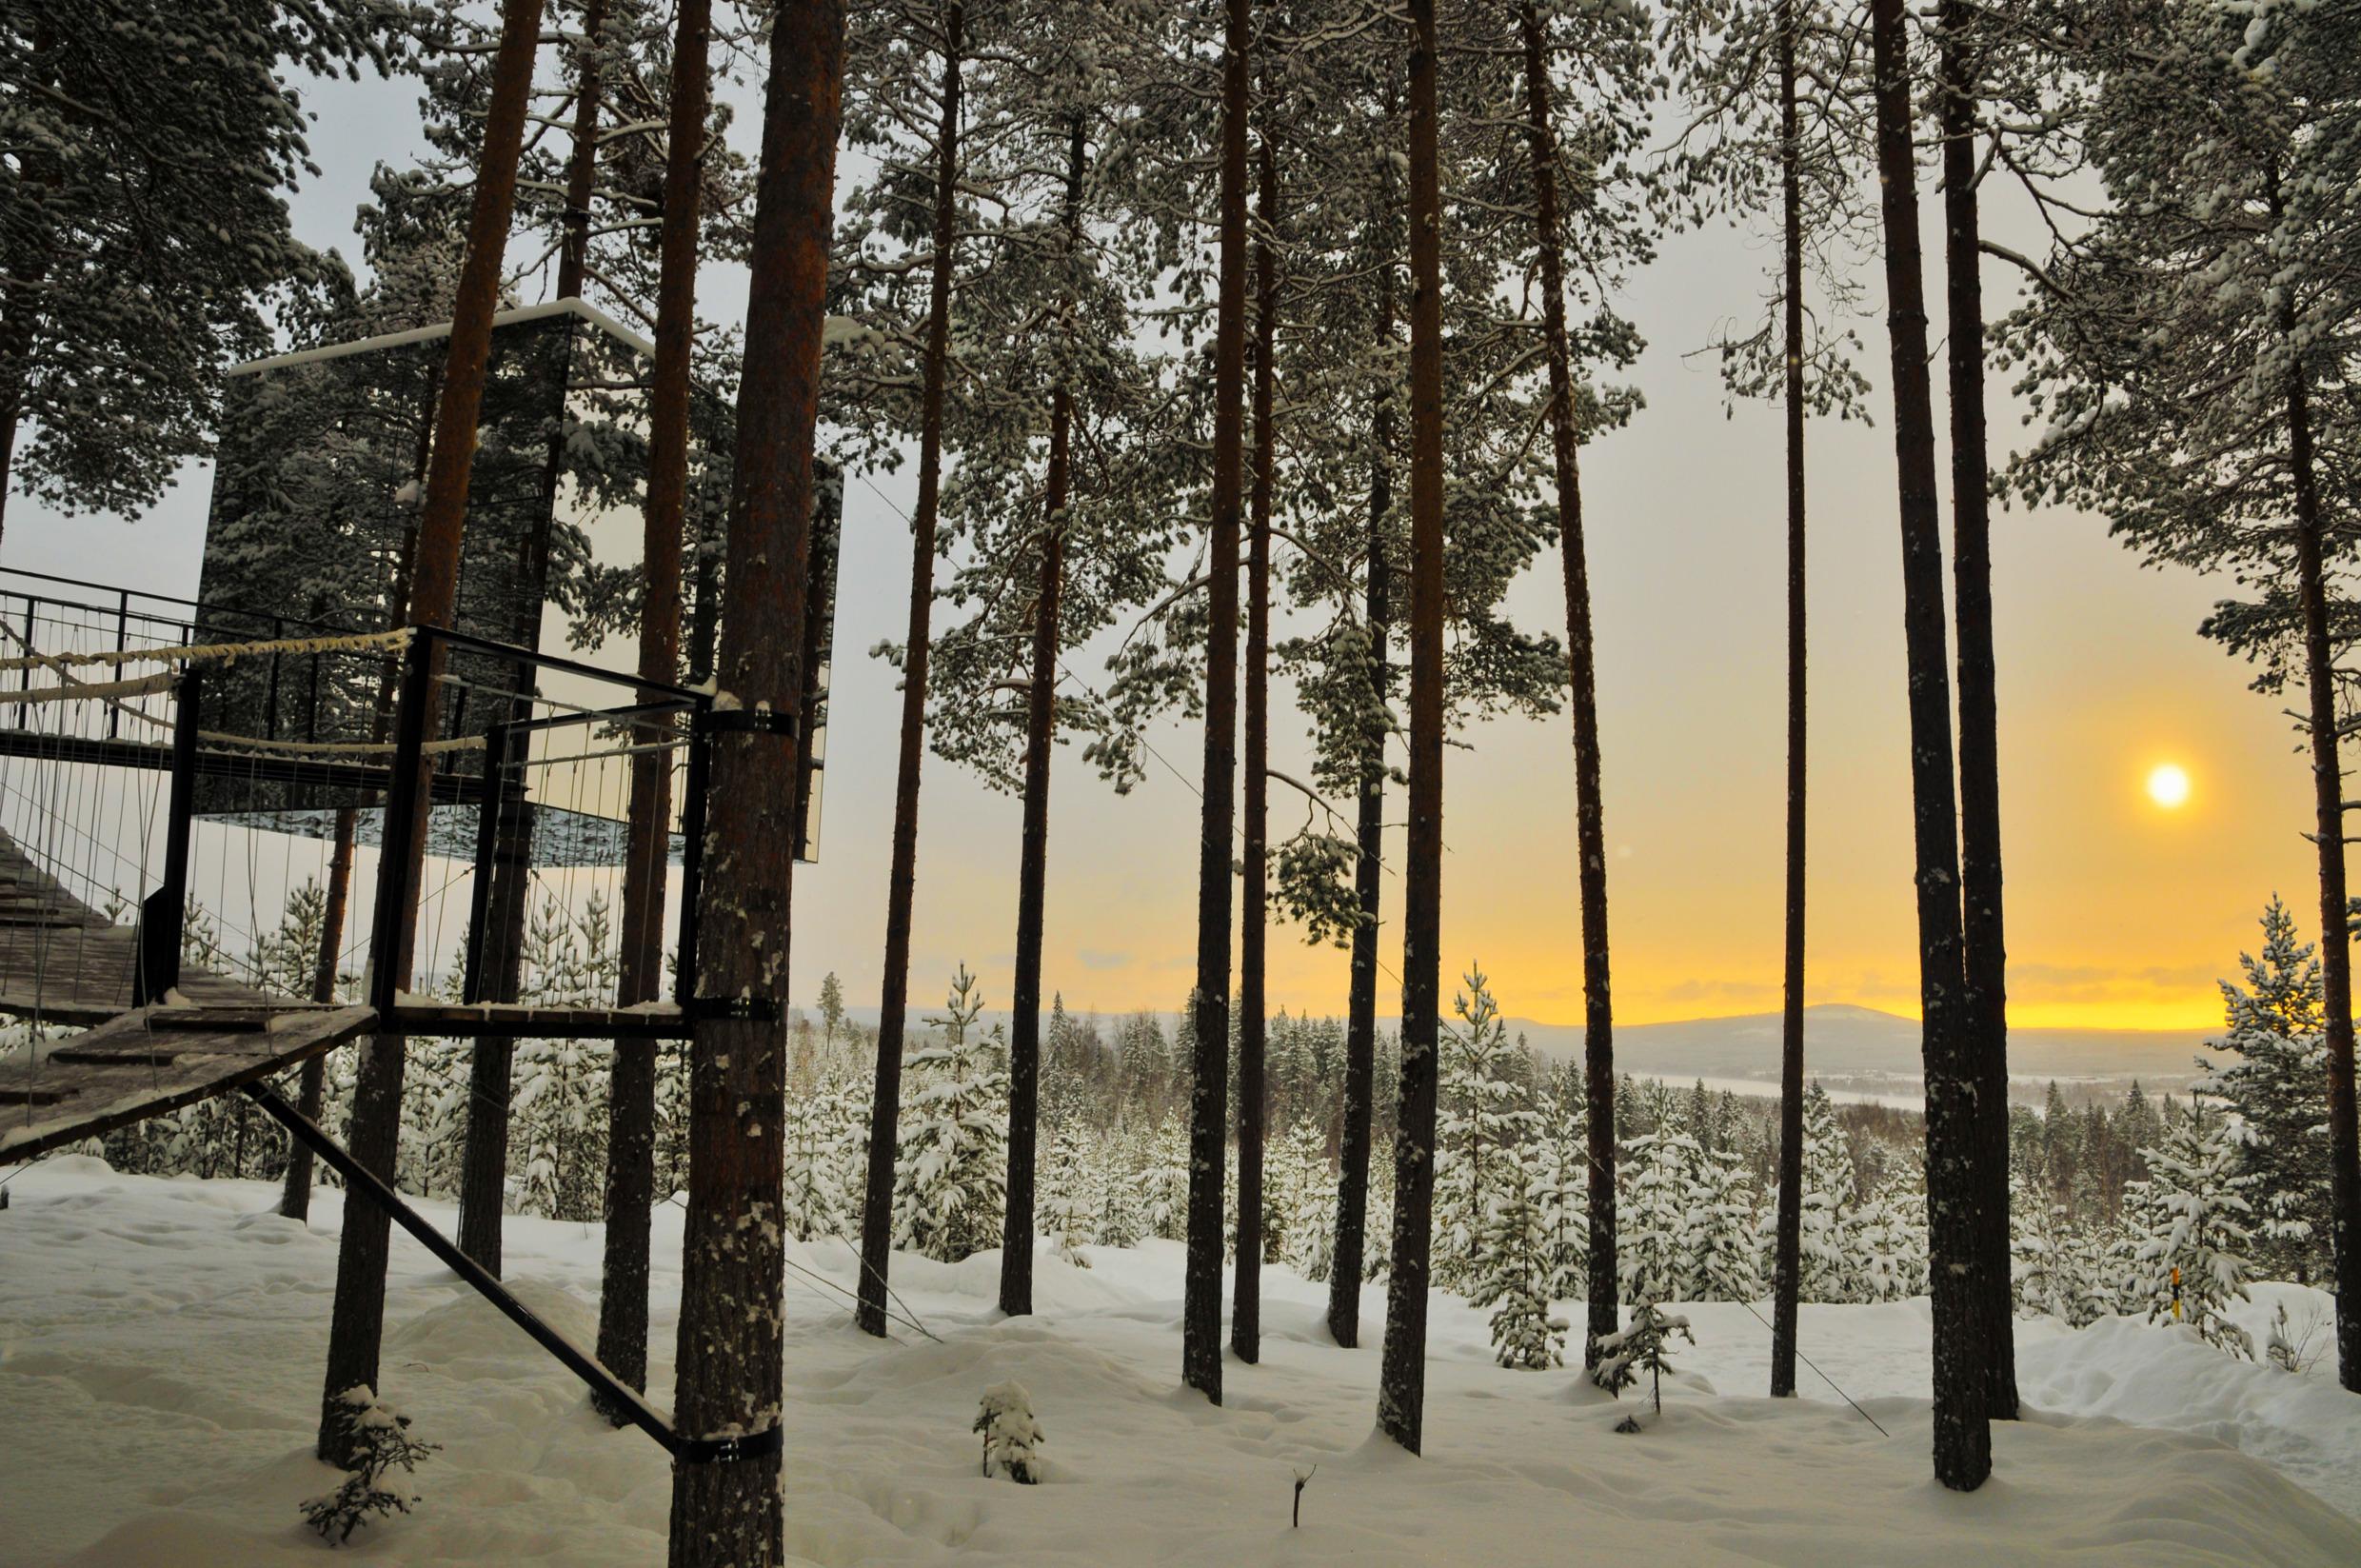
[3,1156,2358,1566]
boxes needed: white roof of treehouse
[228,298,655,377]
[231,298,872,380]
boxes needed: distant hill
[1501,1002,2210,1088]
[827,999,2208,1094]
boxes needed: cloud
[1652,977,1778,1008]
[1076,948,1132,971]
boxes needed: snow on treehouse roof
[228,298,656,377]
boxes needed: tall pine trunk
[1937,0,2015,1420]
[598,0,710,1411]
[1233,124,1280,1364]
[1325,236,1394,1351]
[459,0,614,1276]
[1768,0,1808,1400]
[856,0,962,1339]
[556,0,605,300]
[319,0,546,1468]
[1515,0,1617,1375]
[1868,0,1989,1491]
[289,448,427,1219]
[1183,0,1252,1404]
[1001,117,1086,1320]
[1376,0,1445,1455]
[2279,248,2361,1393]
[664,0,843,1555]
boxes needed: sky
[0,42,2323,1035]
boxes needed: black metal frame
[5,594,764,1461]
[240,1081,694,1456]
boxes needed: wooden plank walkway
[0,822,379,1162]
[0,825,269,1022]
[0,1004,378,1162]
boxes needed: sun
[2147,763,2192,810]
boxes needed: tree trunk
[1869,0,1989,1491]
[318,0,546,1467]
[1183,0,1252,1406]
[664,0,842,1556]
[1233,123,1280,1365]
[278,804,357,1221]
[0,311,25,554]
[1325,241,1394,1352]
[291,446,427,1222]
[1938,0,2015,1421]
[598,0,710,1413]
[1768,0,1807,1401]
[1376,0,1445,1456]
[556,0,606,301]
[1515,0,1617,1376]
[464,0,616,1278]
[1002,116,1086,1320]
[456,791,529,1275]
[856,0,962,1339]
[2282,287,2361,1394]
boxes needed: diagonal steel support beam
[241,1081,682,1453]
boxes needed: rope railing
[0,627,411,675]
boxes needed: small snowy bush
[974,1381,1044,1484]
[301,1385,439,1544]
[1591,1302,1694,1417]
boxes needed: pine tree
[2125,1096,2257,1359]
[1592,1301,1694,1417]
[1686,1142,1763,1302]
[1535,1123,1590,1301]
[844,0,978,1340]
[1796,1081,1861,1300]
[1037,1120,1098,1269]
[894,965,1012,1263]
[0,2,390,541]
[1435,965,1538,1289]
[1471,1149,1568,1370]
[1998,0,2361,1391]
[2198,898,2333,1283]
[1618,1127,1698,1305]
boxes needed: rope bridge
[0,600,732,1458]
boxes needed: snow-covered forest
[7,0,2361,1562]
[80,890,2341,1372]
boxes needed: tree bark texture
[599,0,711,1412]
[1326,236,1394,1352]
[857,0,962,1340]
[1002,117,1087,1321]
[1377,0,1445,1456]
[1938,0,2016,1421]
[1869,0,1990,1490]
[1234,123,1280,1364]
[1515,0,1618,1374]
[1183,0,1252,1406]
[1769,0,1807,1401]
[318,0,546,1467]
[664,0,843,1556]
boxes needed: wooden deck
[0,1004,378,1162]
